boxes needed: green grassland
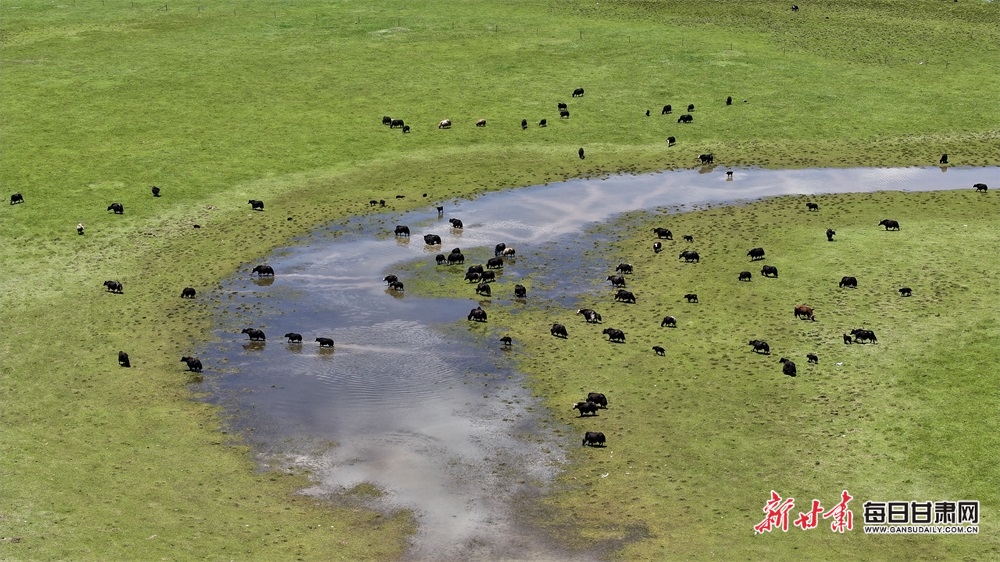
[428,189,998,559]
[1,0,998,559]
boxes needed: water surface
[198,166,995,560]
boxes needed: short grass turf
[1,0,999,559]
[431,189,998,559]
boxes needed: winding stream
[197,165,995,560]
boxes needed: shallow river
[197,166,994,560]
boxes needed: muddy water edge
[195,166,996,560]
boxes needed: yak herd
[377,86,744,162]
[75,171,988,451]
[14,84,982,450]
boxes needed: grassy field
[1,0,998,559]
[432,189,998,559]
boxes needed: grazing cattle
[560,109,570,119]
[476,283,492,297]
[557,102,567,110]
[450,247,462,255]
[573,401,600,416]
[576,308,595,319]
[726,96,732,105]
[436,205,444,215]
[151,186,161,197]
[661,315,677,328]
[652,346,666,356]
[826,229,836,242]
[653,242,662,253]
[579,147,585,159]
[241,328,266,341]
[679,250,700,262]
[486,257,504,269]
[181,356,203,372]
[501,247,516,257]
[667,136,676,146]
[899,287,912,297]
[514,284,527,298]
[369,200,378,207]
[284,333,303,343]
[436,254,447,265]
[550,323,568,338]
[476,119,487,127]
[379,200,386,207]
[582,431,605,447]
[791,4,799,11]
[383,274,398,285]
[739,271,752,282]
[747,247,765,260]
[843,333,853,345]
[449,218,463,229]
[394,225,410,237]
[390,119,404,129]
[682,235,694,243]
[521,119,528,130]
[389,280,404,291]
[467,264,485,276]
[687,103,695,112]
[607,275,626,288]
[402,125,410,133]
[464,272,481,284]
[252,265,274,277]
[940,153,948,165]
[423,234,442,245]
[500,336,512,347]
[382,115,392,126]
[248,199,264,211]
[10,193,24,205]
[807,202,819,211]
[761,265,778,278]
[878,219,900,231]
[315,337,335,348]
[779,357,797,377]
[107,202,124,214]
[577,309,602,323]
[839,276,858,289]
[850,328,878,344]
[602,328,625,343]
[572,88,585,97]
[794,305,816,321]
[726,170,733,180]
[614,289,636,303]
[616,263,633,274]
[103,280,123,293]
[77,223,85,235]
[447,252,465,265]
[653,227,673,239]
[698,153,714,165]
[539,119,547,127]
[974,183,988,192]
[684,293,698,303]
[807,353,819,364]
[181,287,196,298]
[437,119,452,129]
[645,109,650,117]
[480,270,496,283]
[468,307,487,322]
[662,104,672,114]
[587,393,608,408]
[118,351,131,368]
[749,340,770,354]
[677,114,693,123]
[494,243,507,257]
